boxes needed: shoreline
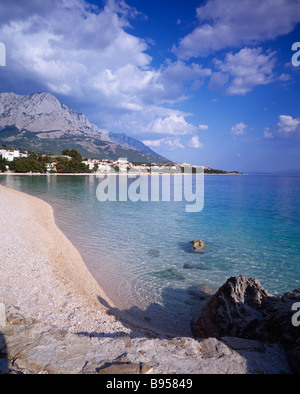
[0,172,244,176]
[0,184,133,337]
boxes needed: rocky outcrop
[0,301,291,374]
[192,275,270,338]
[192,275,300,373]
[191,240,206,251]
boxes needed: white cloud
[144,113,207,136]
[188,136,204,149]
[208,71,229,91]
[277,73,292,82]
[263,127,274,139]
[0,0,151,97]
[174,0,300,58]
[278,115,300,134]
[160,60,211,82]
[164,138,185,150]
[215,48,276,95]
[231,122,247,139]
[142,139,162,148]
[142,137,184,150]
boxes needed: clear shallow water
[1,174,300,336]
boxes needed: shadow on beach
[77,285,211,340]
[0,332,9,374]
[76,288,293,374]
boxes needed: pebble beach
[0,184,131,337]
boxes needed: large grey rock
[192,275,270,338]
[192,275,300,373]
[257,289,300,373]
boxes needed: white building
[96,163,113,174]
[82,160,95,170]
[114,158,131,173]
[0,149,28,162]
[115,158,129,165]
[45,162,57,173]
[82,159,104,171]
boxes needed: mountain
[108,132,159,156]
[0,92,172,164]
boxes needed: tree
[61,149,82,161]
[70,149,82,161]
[0,161,6,172]
[56,162,66,173]
[0,155,7,172]
[61,149,71,157]
[8,155,46,173]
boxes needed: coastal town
[0,148,240,175]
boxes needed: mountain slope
[0,92,110,139]
[0,92,172,164]
[108,132,159,156]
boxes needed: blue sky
[0,0,300,172]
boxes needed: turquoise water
[1,174,300,336]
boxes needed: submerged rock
[147,249,160,258]
[151,268,185,281]
[187,284,215,300]
[190,240,206,251]
[183,262,211,270]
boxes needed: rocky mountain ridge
[0,92,170,164]
[0,92,105,136]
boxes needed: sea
[1,173,300,336]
